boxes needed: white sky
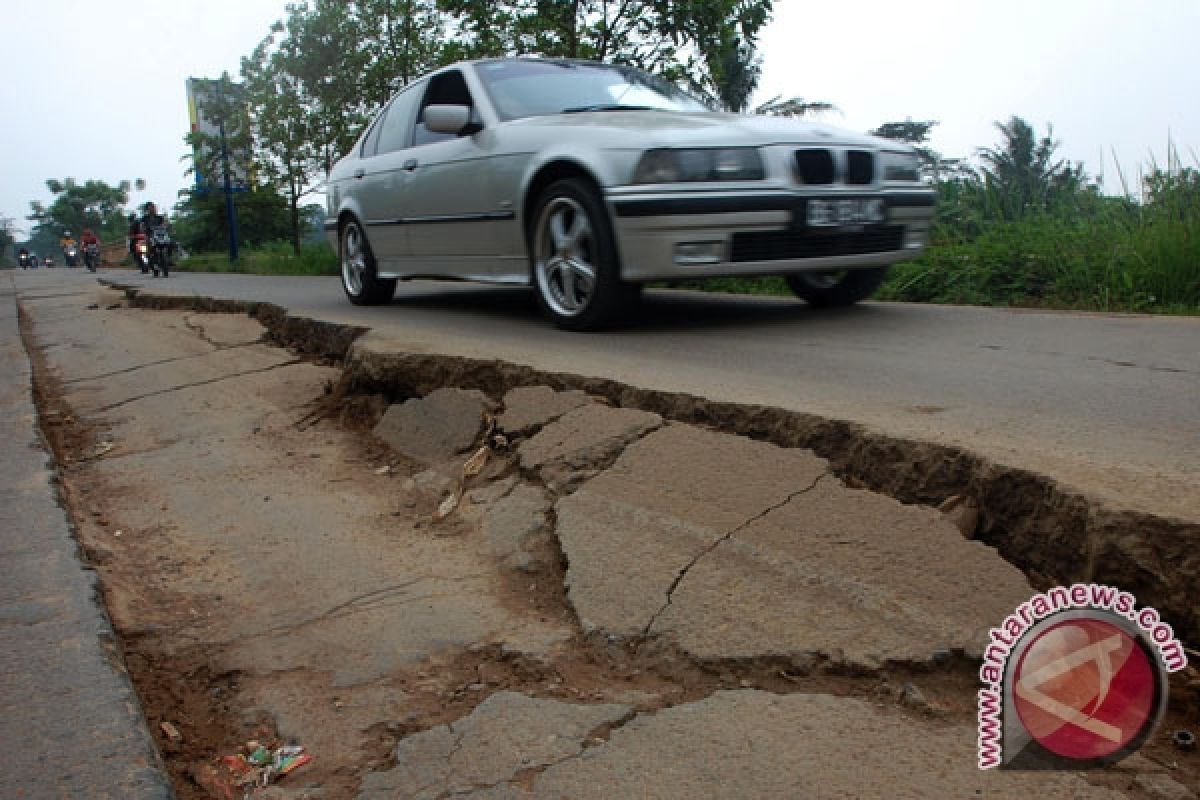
[3,0,1198,237]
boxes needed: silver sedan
[325,58,936,330]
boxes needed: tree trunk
[290,192,301,255]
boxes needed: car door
[353,82,424,272]
[403,70,509,272]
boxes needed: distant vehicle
[18,251,35,269]
[133,233,150,273]
[147,225,173,277]
[325,58,935,329]
[83,242,100,272]
[43,256,55,267]
[63,244,79,267]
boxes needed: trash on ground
[200,742,313,798]
[434,488,463,522]
[462,445,490,478]
[160,720,183,742]
[374,464,393,475]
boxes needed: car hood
[507,110,898,150]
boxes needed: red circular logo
[1012,617,1156,761]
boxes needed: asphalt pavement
[0,271,172,798]
[99,268,1200,520]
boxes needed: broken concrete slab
[356,692,630,800]
[517,405,662,491]
[498,386,593,437]
[653,475,1032,665]
[483,485,552,572]
[554,425,1031,666]
[374,388,494,464]
[466,691,1122,799]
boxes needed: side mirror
[423,104,472,134]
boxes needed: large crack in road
[15,279,1200,799]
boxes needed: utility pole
[215,81,239,263]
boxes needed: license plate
[805,197,886,227]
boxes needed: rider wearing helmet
[60,230,76,250]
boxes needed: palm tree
[977,116,1086,217]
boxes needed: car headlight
[880,150,921,182]
[633,148,765,183]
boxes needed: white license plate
[806,197,886,227]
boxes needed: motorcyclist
[60,230,78,266]
[80,229,100,271]
[18,246,31,268]
[138,202,171,277]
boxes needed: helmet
[64,231,71,237]
[142,201,156,212]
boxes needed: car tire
[341,218,396,306]
[786,267,890,307]
[531,179,639,330]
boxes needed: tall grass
[878,167,1200,313]
[175,240,338,276]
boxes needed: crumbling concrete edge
[9,289,175,798]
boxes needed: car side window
[375,81,425,156]
[413,70,475,147]
[361,107,386,157]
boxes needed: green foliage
[977,116,1087,219]
[27,177,137,241]
[878,170,1200,312]
[437,0,775,90]
[177,241,338,276]
[171,188,296,253]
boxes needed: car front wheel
[341,219,396,306]
[786,267,890,307]
[531,179,638,330]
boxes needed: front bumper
[607,189,935,282]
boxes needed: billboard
[186,78,253,192]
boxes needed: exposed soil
[18,287,1200,798]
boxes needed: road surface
[97,268,1199,520]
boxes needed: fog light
[674,241,723,265]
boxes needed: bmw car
[325,58,935,330]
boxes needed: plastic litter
[203,741,313,798]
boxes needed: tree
[437,0,775,90]
[976,116,1086,218]
[0,217,15,262]
[27,178,137,242]
[171,187,295,253]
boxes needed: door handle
[353,168,365,179]
[403,159,418,172]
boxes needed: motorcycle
[83,242,100,272]
[18,252,34,269]
[63,244,79,267]
[133,233,151,273]
[148,225,172,277]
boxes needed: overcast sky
[3,0,1197,238]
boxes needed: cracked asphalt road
[103,269,1200,521]
[10,270,1197,799]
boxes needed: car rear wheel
[531,179,638,330]
[341,219,395,306]
[786,267,889,307]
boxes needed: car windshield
[476,60,711,121]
